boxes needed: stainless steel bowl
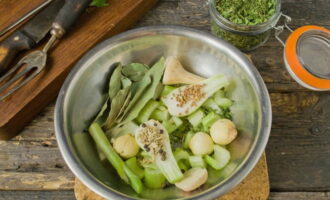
[55,26,272,200]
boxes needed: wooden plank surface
[0,0,157,140]
[0,0,329,199]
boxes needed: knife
[0,0,65,75]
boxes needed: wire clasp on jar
[274,13,293,46]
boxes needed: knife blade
[0,0,65,75]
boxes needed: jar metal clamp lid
[275,14,330,91]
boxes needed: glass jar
[209,0,282,51]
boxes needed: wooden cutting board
[0,0,157,140]
[74,154,269,200]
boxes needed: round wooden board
[74,153,269,200]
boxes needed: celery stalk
[150,109,170,121]
[144,168,166,189]
[204,145,231,170]
[161,85,176,97]
[88,123,128,183]
[202,112,221,129]
[187,109,204,127]
[136,100,160,124]
[189,156,206,168]
[126,157,145,179]
[89,123,143,194]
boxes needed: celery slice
[202,112,221,129]
[183,132,194,149]
[204,145,231,170]
[187,109,204,127]
[126,157,145,179]
[203,98,222,114]
[150,109,170,121]
[189,156,206,168]
[161,85,176,97]
[144,168,166,189]
[136,100,160,124]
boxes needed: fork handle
[51,0,92,38]
[0,31,34,74]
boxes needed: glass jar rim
[209,0,282,34]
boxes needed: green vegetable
[136,100,160,124]
[122,63,149,82]
[135,120,183,183]
[187,109,205,127]
[163,74,229,117]
[88,123,128,183]
[144,168,166,189]
[202,112,221,129]
[204,145,231,170]
[162,117,183,134]
[161,85,176,97]
[183,132,194,149]
[202,98,222,114]
[126,157,145,179]
[189,156,206,168]
[214,97,233,109]
[174,148,191,171]
[123,165,144,194]
[107,121,139,138]
[89,123,143,194]
[122,57,166,123]
[90,0,108,7]
[215,0,276,25]
[150,109,170,121]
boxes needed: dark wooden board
[0,0,329,199]
[0,0,157,140]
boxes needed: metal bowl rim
[54,25,272,200]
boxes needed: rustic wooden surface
[0,0,157,140]
[0,0,329,199]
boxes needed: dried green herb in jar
[209,0,279,51]
[211,20,271,50]
[216,0,276,25]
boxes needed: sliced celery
[161,85,176,97]
[187,109,204,127]
[162,117,182,133]
[136,100,160,124]
[183,132,194,149]
[172,116,183,127]
[189,156,206,168]
[144,168,166,189]
[204,145,231,170]
[123,165,144,194]
[214,97,233,109]
[126,157,145,179]
[174,148,191,171]
[150,109,170,121]
[202,98,222,114]
[202,112,221,129]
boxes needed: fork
[0,35,55,101]
[0,0,92,101]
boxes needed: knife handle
[0,31,35,74]
[51,0,92,38]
